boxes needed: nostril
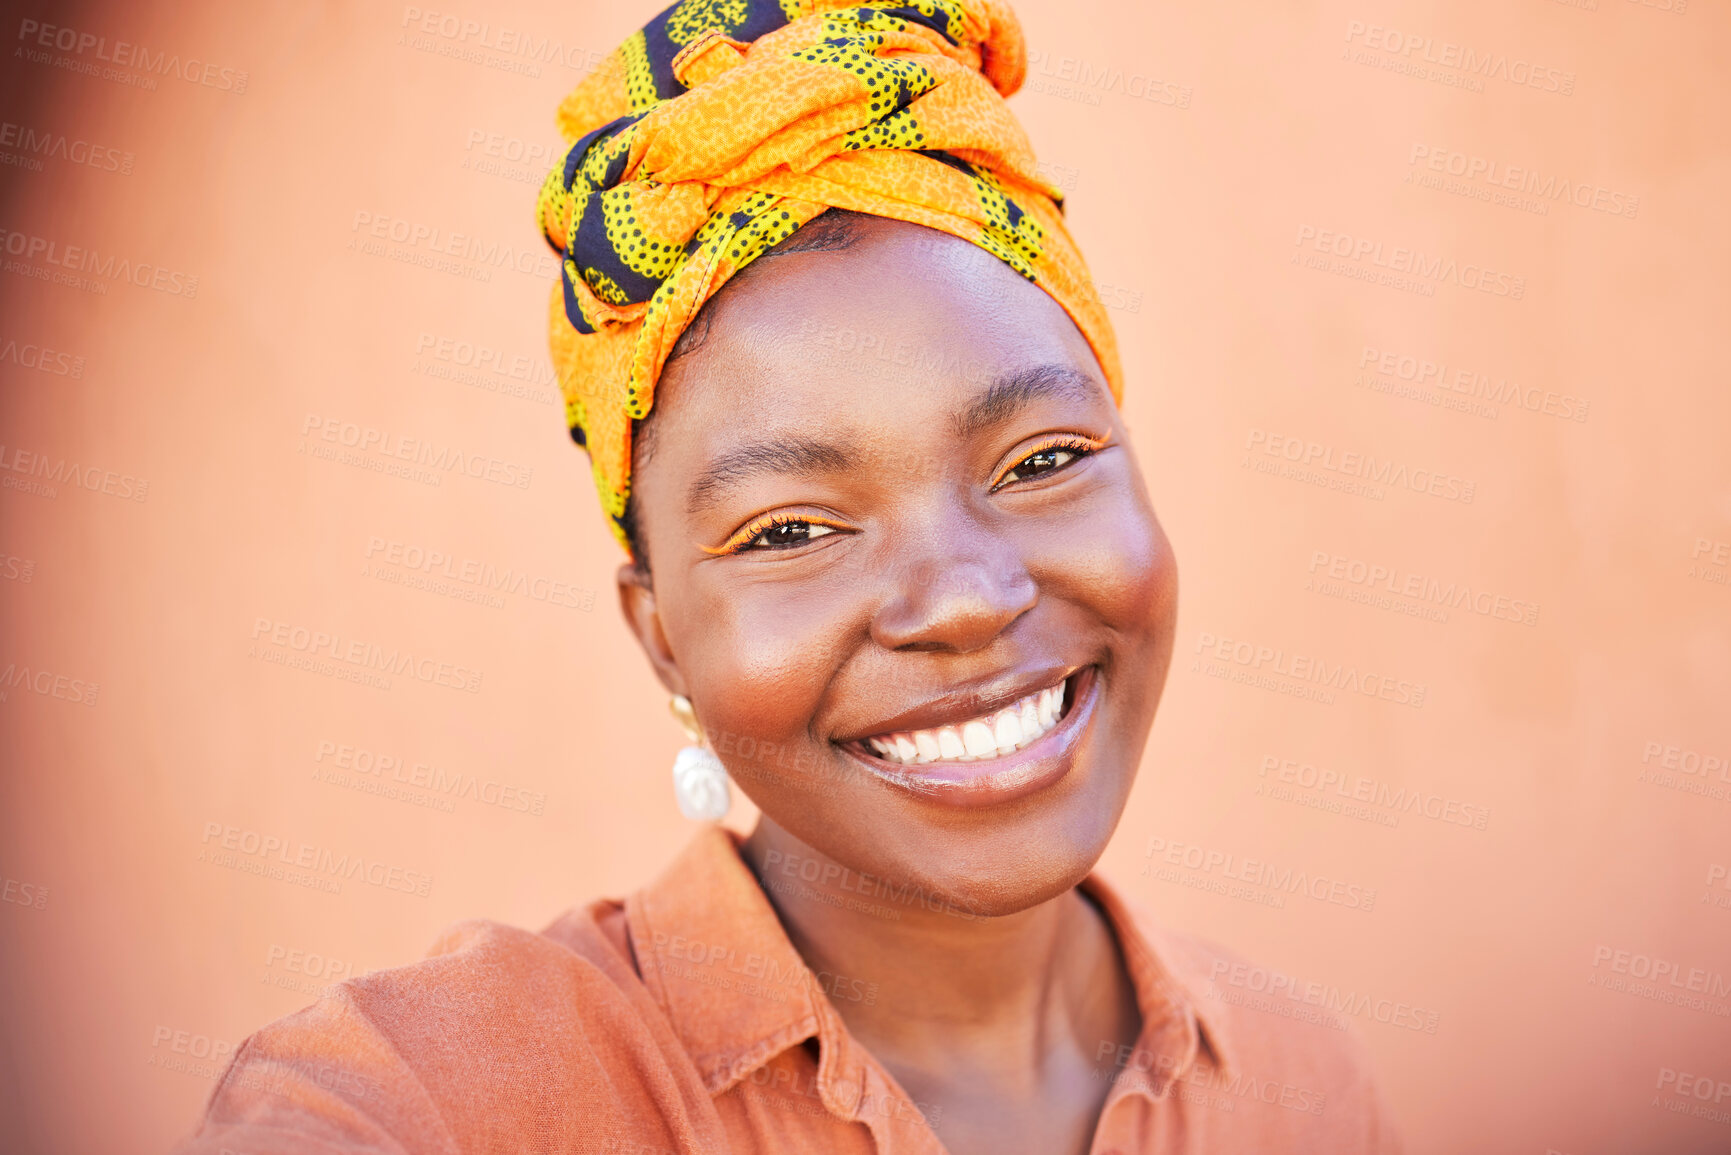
[871,566,1039,656]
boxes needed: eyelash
[706,511,853,556]
[708,435,1108,555]
[989,433,1108,490]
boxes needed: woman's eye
[749,520,836,550]
[1003,446,1080,484]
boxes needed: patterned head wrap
[537,0,1122,552]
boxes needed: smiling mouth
[855,674,1076,766]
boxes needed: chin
[914,765,1140,918]
[756,718,1145,922]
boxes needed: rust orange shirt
[179,829,1401,1153]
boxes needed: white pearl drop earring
[668,694,730,821]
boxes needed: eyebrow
[953,363,1105,440]
[686,436,858,514]
[682,363,1103,515]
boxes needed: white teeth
[1018,698,1040,740]
[862,679,1071,766]
[961,720,997,758]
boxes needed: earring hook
[669,694,704,745]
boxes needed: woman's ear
[616,563,688,698]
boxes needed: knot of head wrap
[538,0,1122,553]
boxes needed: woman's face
[620,217,1177,916]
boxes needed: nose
[869,531,1038,654]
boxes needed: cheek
[674,579,849,754]
[1045,477,1176,646]
[1124,515,1178,644]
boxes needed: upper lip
[832,663,1081,744]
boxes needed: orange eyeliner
[990,432,1111,489]
[701,512,852,556]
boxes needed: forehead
[647,218,1107,449]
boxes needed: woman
[183,2,1400,1152]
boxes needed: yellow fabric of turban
[537,0,1122,552]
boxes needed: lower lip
[839,667,1100,810]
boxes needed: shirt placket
[1088,1069,1164,1155]
[811,995,949,1155]
[1086,999,1203,1154]
[851,1062,951,1155]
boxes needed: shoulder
[1126,912,1404,1152]
[178,908,720,1154]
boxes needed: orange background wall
[1,1,1728,1152]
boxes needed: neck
[740,817,1139,1091]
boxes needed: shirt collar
[625,828,1231,1109]
[1078,871,1234,1101]
[625,826,829,1095]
